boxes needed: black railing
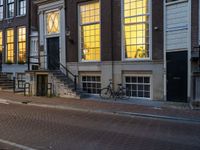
[28,55,78,91]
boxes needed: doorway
[37,75,48,96]
[47,37,60,70]
[167,51,188,102]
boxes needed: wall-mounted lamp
[154,26,159,31]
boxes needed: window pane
[18,27,26,63]
[6,29,14,63]
[82,75,101,94]
[46,11,60,34]
[79,1,100,61]
[124,0,149,59]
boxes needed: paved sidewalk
[0,91,200,123]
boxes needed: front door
[47,37,60,70]
[167,51,188,102]
[37,75,48,96]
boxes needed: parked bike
[100,80,131,100]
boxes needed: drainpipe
[111,0,114,89]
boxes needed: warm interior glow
[46,11,60,34]
[18,27,26,63]
[6,29,14,63]
[124,0,149,59]
[0,31,2,53]
[80,2,100,61]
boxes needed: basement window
[81,75,101,94]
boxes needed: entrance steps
[0,73,14,91]
[49,70,81,99]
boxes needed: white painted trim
[164,0,167,101]
[121,0,152,61]
[165,0,188,6]
[187,0,191,100]
[123,74,153,100]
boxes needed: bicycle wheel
[119,88,131,100]
[100,88,112,99]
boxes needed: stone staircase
[49,70,81,99]
[0,73,14,91]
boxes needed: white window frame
[78,0,101,63]
[6,28,14,63]
[123,74,153,100]
[44,9,60,36]
[7,0,15,18]
[17,26,27,64]
[17,0,26,16]
[81,74,101,95]
[121,0,152,61]
[0,0,3,20]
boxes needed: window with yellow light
[79,1,100,61]
[18,27,26,63]
[6,29,14,63]
[46,11,60,34]
[123,0,149,59]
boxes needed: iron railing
[28,55,78,91]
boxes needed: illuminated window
[7,0,14,18]
[18,0,26,16]
[18,27,26,63]
[123,0,149,59]
[0,0,3,20]
[79,1,100,61]
[6,28,14,63]
[46,11,60,34]
[0,31,2,53]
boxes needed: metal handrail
[28,54,78,91]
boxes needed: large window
[18,27,26,63]
[6,28,14,63]
[18,0,26,16]
[7,0,14,18]
[0,0,3,20]
[46,11,60,34]
[82,75,101,94]
[125,76,151,99]
[123,0,150,59]
[79,1,100,61]
[0,31,2,53]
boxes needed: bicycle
[100,80,131,100]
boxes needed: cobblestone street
[0,103,199,150]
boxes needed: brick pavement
[0,91,200,121]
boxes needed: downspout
[111,0,114,88]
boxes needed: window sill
[122,58,152,62]
[5,17,14,20]
[16,14,26,18]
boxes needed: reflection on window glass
[123,0,149,59]
[7,0,14,18]
[19,0,26,16]
[0,0,3,19]
[6,28,14,63]
[79,1,100,61]
[46,11,60,34]
[18,27,26,63]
